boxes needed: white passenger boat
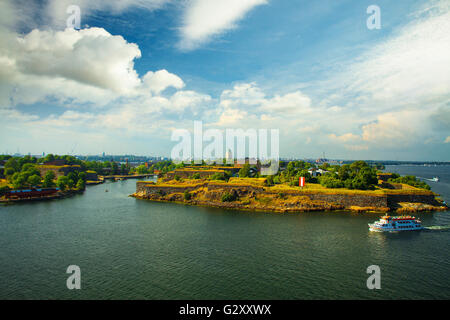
[369,216,424,232]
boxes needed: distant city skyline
[0,0,449,161]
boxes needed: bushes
[221,191,237,202]
[238,164,251,178]
[192,173,201,179]
[183,190,191,201]
[210,172,228,181]
[318,161,378,190]
[27,174,41,187]
[389,175,430,190]
[76,178,85,191]
[42,171,56,187]
[319,175,344,188]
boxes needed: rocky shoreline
[131,180,448,213]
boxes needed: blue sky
[0,0,449,160]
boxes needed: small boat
[369,216,423,232]
[430,176,439,182]
[105,189,109,192]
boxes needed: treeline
[388,174,430,190]
[317,161,378,190]
[0,155,86,191]
[0,154,177,191]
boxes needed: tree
[27,174,41,187]
[5,158,20,172]
[57,176,70,191]
[222,191,237,202]
[76,178,85,190]
[67,171,78,182]
[78,172,86,182]
[338,164,351,181]
[238,164,251,178]
[67,179,75,189]
[12,172,28,189]
[22,163,36,172]
[183,191,191,201]
[319,175,344,188]
[136,165,149,175]
[265,175,274,186]
[43,171,56,187]
[4,168,15,177]
[43,154,55,163]
[210,172,227,181]
[112,162,119,175]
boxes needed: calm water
[0,165,449,299]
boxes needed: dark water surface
[0,166,449,299]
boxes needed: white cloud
[260,91,312,115]
[218,82,313,121]
[16,28,142,94]
[45,0,170,29]
[217,108,248,126]
[360,110,426,146]
[329,133,360,143]
[143,69,185,94]
[345,145,368,151]
[169,90,212,112]
[340,2,450,109]
[220,82,265,108]
[179,0,267,50]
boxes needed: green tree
[238,164,251,178]
[221,191,237,202]
[136,165,149,175]
[12,172,28,189]
[43,171,56,187]
[210,172,227,181]
[4,167,15,177]
[5,158,20,172]
[183,191,191,201]
[56,176,70,191]
[67,171,78,182]
[67,179,75,189]
[76,178,85,190]
[112,162,119,175]
[78,172,86,182]
[27,174,41,186]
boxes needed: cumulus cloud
[143,69,185,94]
[179,0,267,50]
[360,111,425,145]
[169,90,212,112]
[218,82,313,121]
[15,28,142,94]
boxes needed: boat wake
[424,225,450,231]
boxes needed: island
[131,161,448,213]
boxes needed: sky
[0,0,449,161]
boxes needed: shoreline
[131,179,448,214]
[0,189,84,205]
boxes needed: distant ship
[369,216,423,232]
